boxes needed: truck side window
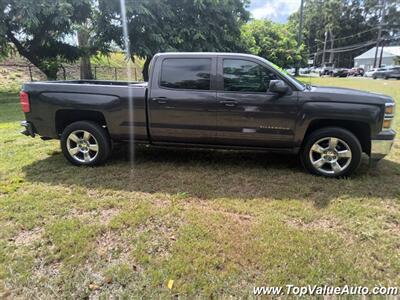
[223,59,277,92]
[160,58,211,90]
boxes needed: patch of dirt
[12,227,43,246]
[33,259,61,279]
[68,208,120,225]
[285,217,341,231]
[154,195,255,224]
[95,230,132,264]
[98,208,120,225]
[384,220,400,236]
[196,205,254,224]
[135,216,181,259]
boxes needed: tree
[1,0,92,79]
[97,0,250,80]
[288,0,400,67]
[241,19,307,68]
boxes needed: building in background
[354,46,400,71]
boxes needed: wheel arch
[55,110,107,136]
[303,119,371,154]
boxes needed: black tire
[300,127,362,178]
[60,121,111,166]
[373,75,377,80]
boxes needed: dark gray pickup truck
[20,52,396,177]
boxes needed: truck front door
[215,57,298,148]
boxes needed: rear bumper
[370,129,396,160]
[21,121,35,137]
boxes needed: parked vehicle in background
[311,67,321,75]
[348,67,364,77]
[332,68,349,77]
[20,52,396,178]
[300,67,311,74]
[285,68,295,75]
[365,68,379,77]
[371,67,388,79]
[373,66,400,80]
[319,63,334,76]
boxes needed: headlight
[383,102,395,130]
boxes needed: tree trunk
[44,67,59,80]
[142,56,152,81]
[78,27,93,79]
[80,55,93,80]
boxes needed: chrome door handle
[152,97,168,104]
[219,100,238,107]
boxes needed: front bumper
[370,129,396,160]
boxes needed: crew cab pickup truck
[20,52,396,177]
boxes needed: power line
[311,41,376,55]
[326,27,379,43]
[313,27,379,45]
[310,34,400,56]
[307,29,379,53]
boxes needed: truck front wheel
[301,127,362,177]
[60,121,111,166]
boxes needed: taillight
[20,91,30,113]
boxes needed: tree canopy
[241,19,307,68]
[2,0,397,79]
[97,0,250,79]
[0,0,97,79]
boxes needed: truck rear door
[148,55,217,144]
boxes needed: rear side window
[160,58,211,90]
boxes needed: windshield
[285,72,307,90]
[258,57,306,90]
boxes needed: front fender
[294,102,382,146]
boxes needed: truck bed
[22,80,149,141]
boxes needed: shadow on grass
[22,144,400,208]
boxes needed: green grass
[0,78,400,298]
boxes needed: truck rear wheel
[61,121,111,166]
[301,127,362,177]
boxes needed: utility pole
[379,39,385,67]
[295,0,305,76]
[373,0,386,68]
[321,31,328,66]
[328,27,334,64]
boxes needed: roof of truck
[155,52,260,58]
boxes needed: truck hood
[305,85,393,105]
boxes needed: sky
[249,0,301,23]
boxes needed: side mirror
[269,80,289,94]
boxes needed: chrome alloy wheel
[66,130,99,163]
[309,137,352,175]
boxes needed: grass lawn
[0,77,399,298]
